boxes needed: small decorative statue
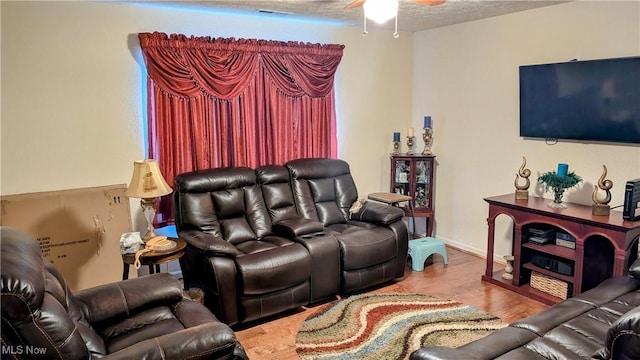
[592,164,613,216]
[514,156,531,200]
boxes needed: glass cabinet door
[393,160,411,196]
[415,159,430,208]
[389,155,436,237]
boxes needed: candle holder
[538,171,582,208]
[422,127,433,155]
[501,255,514,280]
[392,141,401,155]
[406,136,415,155]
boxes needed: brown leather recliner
[173,167,313,326]
[256,165,341,304]
[285,158,408,293]
[0,227,247,360]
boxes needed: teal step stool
[408,237,448,271]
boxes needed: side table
[122,237,186,280]
[368,192,416,238]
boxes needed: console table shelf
[522,242,576,260]
[482,194,640,305]
[522,263,574,283]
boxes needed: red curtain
[138,32,344,223]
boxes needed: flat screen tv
[519,57,640,144]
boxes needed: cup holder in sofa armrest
[273,218,324,238]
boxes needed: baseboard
[435,236,507,265]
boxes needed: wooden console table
[482,194,640,305]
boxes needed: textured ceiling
[125,0,570,32]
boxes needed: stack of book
[528,228,555,244]
[555,232,576,249]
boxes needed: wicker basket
[530,271,571,300]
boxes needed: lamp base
[140,197,159,243]
[142,229,159,243]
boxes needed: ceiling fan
[346,0,447,37]
[346,0,447,9]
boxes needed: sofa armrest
[75,273,184,323]
[273,218,324,237]
[103,320,248,360]
[629,258,640,279]
[351,202,404,225]
[603,306,640,360]
[180,229,242,257]
[410,346,481,360]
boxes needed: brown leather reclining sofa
[410,259,640,360]
[173,158,409,326]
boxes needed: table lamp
[125,159,173,242]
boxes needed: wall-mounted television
[519,57,640,144]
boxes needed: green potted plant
[538,171,582,208]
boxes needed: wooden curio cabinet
[390,155,436,236]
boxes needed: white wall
[0,1,414,231]
[413,1,640,259]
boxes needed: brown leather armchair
[0,227,247,360]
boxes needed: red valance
[139,32,344,99]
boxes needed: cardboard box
[1,185,132,291]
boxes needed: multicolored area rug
[295,293,507,360]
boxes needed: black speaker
[623,178,640,221]
[531,254,573,276]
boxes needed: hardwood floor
[234,246,550,359]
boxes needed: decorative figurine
[592,164,613,216]
[514,156,531,200]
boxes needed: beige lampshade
[125,159,173,198]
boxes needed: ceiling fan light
[363,0,398,24]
